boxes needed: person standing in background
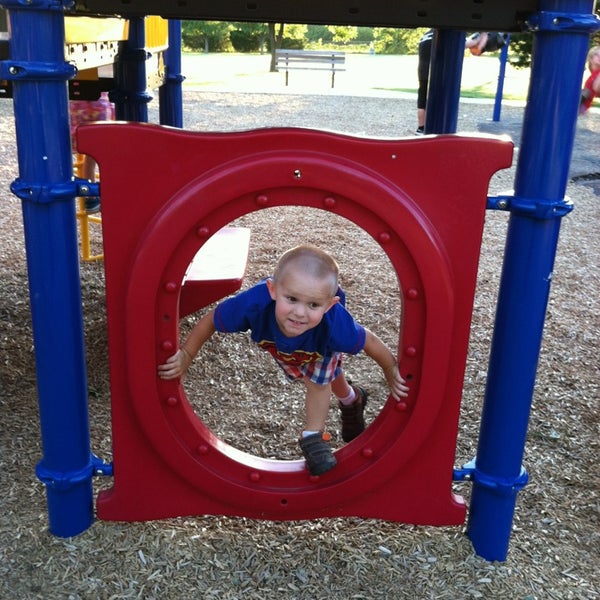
[415,30,507,134]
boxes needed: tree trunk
[269,23,285,72]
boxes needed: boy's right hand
[384,363,410,401]
[157,348,192,380]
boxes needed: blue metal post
[493,35,511,122]
[467,0,599,561]
[1,2,95,536]
[425,29,466,134]
[159,20,184,128]
[112,16,150,122]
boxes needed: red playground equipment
[77,123,512,524]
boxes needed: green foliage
[280,23,308,49]
[373,28,425,54]
[230,22,269,52]
[508,32,533,69]
[403,28,429,53]
[356,27,375,43]
[301,25,375,47]
[306,25,333,44]
[181,20,233,52]
[181,7,599,60]
[264,23,308,54]
[326,25,358,45]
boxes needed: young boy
[158,245,409,476]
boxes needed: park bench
[275,49,346,88]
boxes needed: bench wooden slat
[275,49,345,88]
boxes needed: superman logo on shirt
[257,340,323,367]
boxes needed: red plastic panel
[77,124,512,524]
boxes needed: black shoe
[415,126,425,136]
[339,385,369,442]
[299,432,337,476]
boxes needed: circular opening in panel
[178,206,403,462]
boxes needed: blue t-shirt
[213,281,366,367]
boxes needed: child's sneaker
[339,385,369,442]
[299,432,337,476]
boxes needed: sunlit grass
[381,76,530,102]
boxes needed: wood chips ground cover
[0,92,598,599]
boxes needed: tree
[267,23,308,71]
[230,22,269,53]
[373,28,423,54]
[326,25,358,45]
[306,25,334,45]
[280,23,309,49]
[356,27,375,44]
[181,20,233,53]
[268,23,285,71]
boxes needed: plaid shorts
[275,352,343,385]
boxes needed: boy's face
[266,268,339,338]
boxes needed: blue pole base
[466,465,528,561]
[46,480,94,538]
[37,456,98,537]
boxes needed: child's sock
[337,388,357,406]
[302,430,320,438]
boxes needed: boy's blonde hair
[588,46,600,70]
[274,245,339,296]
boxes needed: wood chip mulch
[0,93,598,599]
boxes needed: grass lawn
[180,52,535,103]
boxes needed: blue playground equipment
[0,0,597,563]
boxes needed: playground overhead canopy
[74,0,539,31]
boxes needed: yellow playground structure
[66,15,168,261]
[0,12,169,260]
